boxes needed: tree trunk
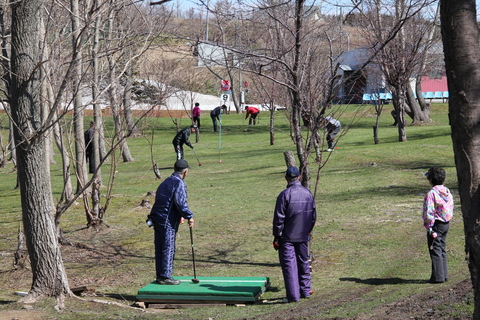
[415,75,427,109]
[391,86,407,142]
[373,104,383,144]
[107,9,134,163]
[406,84,431,124]
[291,0,310,189]
[0,131,5,168]
[10,0,71,304]
[269,100,275,145]
[39,14,55,166]
[123,65,141,137]
[283,151,296,168]
[8,107,16,166]
[91,1,103,185]
[440,0,480,317]
[52,101,74,204]
[416,3,439,114]
[0,2,13,168]
[71,0,88,192]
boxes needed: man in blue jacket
[273,166,316,302]
[148,159,195,285]
[210,105,227,132]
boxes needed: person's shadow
[339,277,426,285]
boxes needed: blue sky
[164,0,355,14]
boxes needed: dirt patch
[0,310,44,320]
[252,279,473,320]
[354,279,473,320]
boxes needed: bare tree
[412,3,440,117]
[250,72,288,146]
[187,0,346,189]
[355,0,436,142]
[440,0,480,317]
[105,2,135,163]
[5,0,168,302]
[10,0,72,305]
[71,0,90,190]
[91,0,105,186]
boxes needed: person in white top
[322,116,341,151]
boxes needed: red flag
[221,80,231,91]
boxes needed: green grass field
[0,104,472,319]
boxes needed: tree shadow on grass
[339,277,426,285]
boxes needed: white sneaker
[326,148,333,152]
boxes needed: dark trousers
[278,241,311,302]
[173,144,184,160]
[193,116,200,128]
[327,127,340,149]
[427,220,449,282]
[154,225,176,279]
[248,112,259,125]
[86,149,95,173]
[211,115,218,132]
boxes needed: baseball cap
[190,124,197,129]
[174,159,190,171]
[285,166,300,178]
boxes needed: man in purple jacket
[273,166,317,302]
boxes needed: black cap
[190,124,197,129]
[174,159,190,171]
[285,166,300,178]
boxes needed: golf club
[192,148,202,166]
[189,226,199,283]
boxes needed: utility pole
[205,0,209,41]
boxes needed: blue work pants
[278,241,311,302]
[154,225,177,279]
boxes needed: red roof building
[421,76,448,92]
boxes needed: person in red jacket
[245,106,260,126]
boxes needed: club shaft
[192,149,200,164]
[189,226,197,279]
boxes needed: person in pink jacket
[422,167,454,283]
[192,102,201,128]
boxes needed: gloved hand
[273,238,280,251]
[190,145,194,149]
[273,242,279,251]
[146,217,153,227]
